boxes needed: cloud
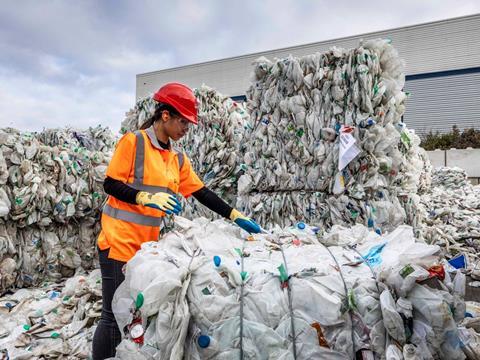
[0,66,131,132]
[102,49,175,76]
[0,0,479,132]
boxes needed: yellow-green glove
[230,209,261,234]
[136,191,182,215]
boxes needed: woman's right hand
[136,191,182,215]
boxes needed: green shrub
[420,126,480,150]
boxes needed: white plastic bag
[380,290,406,344]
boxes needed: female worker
[92,82,261,359]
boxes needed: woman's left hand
[229,209,261,234]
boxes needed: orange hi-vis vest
[97,126,204,262]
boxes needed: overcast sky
[1,1,479,134]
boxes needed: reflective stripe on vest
[133,131,145,186]
[129,183,175,194]
[103,203,163,227]
[131,131,179,193]
[176,151,184,169]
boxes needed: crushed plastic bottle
[402,344,421,360]
[128,311,144,345]
[0,126,112,293]
[238,39,430,232]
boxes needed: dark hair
[140,102,180,129]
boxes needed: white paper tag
[338,128,361,171]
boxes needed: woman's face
[165,115,191,141]
[157,111,191,142]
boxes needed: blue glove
[229,209,261,234]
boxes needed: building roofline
[137,13,480,78]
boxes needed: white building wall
[427,148,480,181]
[404,70,480,135]
[427,150,446,168]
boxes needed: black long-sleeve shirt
[103,178,233,219]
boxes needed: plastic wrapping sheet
[111,216,465,360]
[0,127,112,293]
[420,167,480,267]
[0,270,102,359]
[237,39,429,232]
[120,86,251,220]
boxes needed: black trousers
[92,248,126,360]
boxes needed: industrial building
[137,14,480,136]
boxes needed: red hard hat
[153,82,198,125]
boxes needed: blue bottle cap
[367,218,374,228]
[297,222,306,230]
[198,335,211,348]
[375,228,382,235]
[312,227,320,234]
[48,291,60,299]
[213,256,221,267]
